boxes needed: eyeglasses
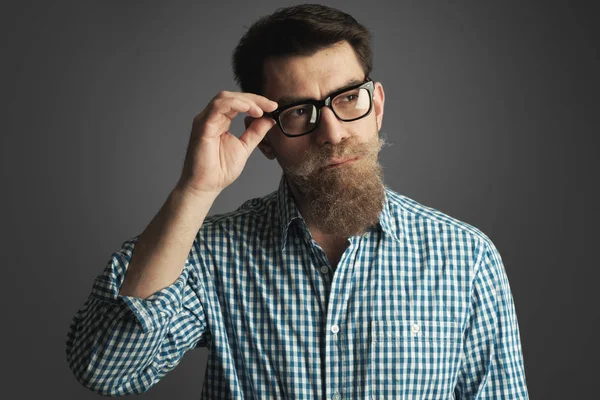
[265,80,375,137]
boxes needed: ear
[373,82,385,131]
[245,116,277,160]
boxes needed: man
[67,4,529,399]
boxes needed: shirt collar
[276,175,401,249]
[378,186,402,242]
[277,175,306,250]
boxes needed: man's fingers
[223,92,278,113]
[223,94,277,119]
[193,92,278,142]
[239,117,277,153]
[205,96,276,126]
[202,98,251,132]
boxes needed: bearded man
[67,4,529,399]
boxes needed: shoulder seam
[385,188,492,246]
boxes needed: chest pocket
[368,319,462,400]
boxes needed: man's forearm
[119,186,219,299]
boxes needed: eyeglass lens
[279,86,371,136]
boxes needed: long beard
[283,134,386,237]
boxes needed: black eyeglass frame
[264,79,375,138]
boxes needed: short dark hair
[232,4,372,95]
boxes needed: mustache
[315,141,363,160]
[299,137,381,173]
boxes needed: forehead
[262,41,366,103]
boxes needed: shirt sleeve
[454,239,529,399]
[65,235,209,396]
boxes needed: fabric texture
[66,176,529,399]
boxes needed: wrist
[172,182,221,205]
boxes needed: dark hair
[232,4,372,95]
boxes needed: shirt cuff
[90,237,192,333]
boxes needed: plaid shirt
[67,176,529,399]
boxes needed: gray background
[2,0,598,398]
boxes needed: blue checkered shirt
[67,176,529,399]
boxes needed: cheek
[277,149,305,168]
[349,117,379,140]
[274,139,312,166]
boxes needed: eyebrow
[275,78,365,108]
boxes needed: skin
[255,40,386,263]
[120,41,385,298]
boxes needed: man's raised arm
[66,91,277,395]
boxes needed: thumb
[239,117,277,153]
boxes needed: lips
[324,157,359,168]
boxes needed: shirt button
[331,324,340,334]
[320,265,329,273]
[411,323,420,334]
[294,237,300,244]
[332,393,341,400]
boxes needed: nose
[313,106,349,145]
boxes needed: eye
[292,108,307,116]
[282,105,312,120]
[334,91,361,105]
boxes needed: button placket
[411,323,420,336]
[324,238,361,400]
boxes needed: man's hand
[176,91,278,197]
